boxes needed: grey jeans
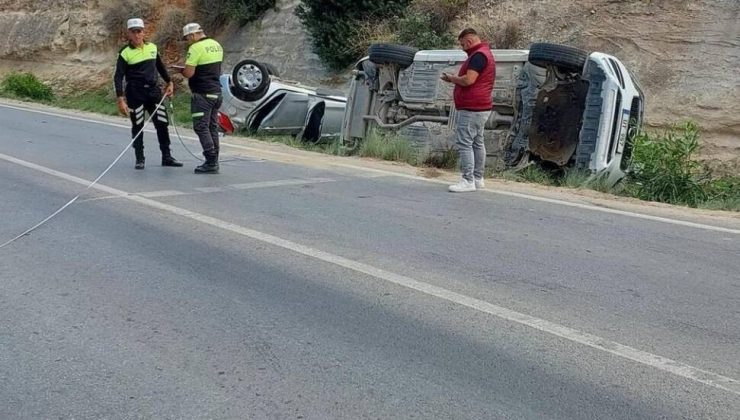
[455,110,491,182]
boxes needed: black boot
[161,155,183,167]
[194,151,219,174]
[134,148,145,170]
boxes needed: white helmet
[182,22,203,38]
[126,18,145,30]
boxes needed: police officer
[114,18,182,170]
[178,22,223,174]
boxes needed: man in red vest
[441,28,496,192]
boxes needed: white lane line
[230,178,335,190]
[2,151,739,396]
[77,195,122,203]
[189,178,336,195]
[0,102,133,130]
[194,187,225,193]
[1,101,739,235]
[137,190,186,198]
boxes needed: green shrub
[558,168,592,189]
[358,129,419,165]
[627,122,710,207]
[517,165,555,185]
[701,176,740,211]
[192,0,277,32]
[394,12,455,50]
[1,72,54,101]
[296,0,412,70]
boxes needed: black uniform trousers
[126,85,171,160]
[191,92,223,159]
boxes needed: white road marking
[77,195,122,203]
[183,179,337,195]
[229,178,334,190]
[1,101,738,235]
[2,151,739,396]
[194,187,225,193]
[137,190,186,198]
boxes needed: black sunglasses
[129,28,143,33]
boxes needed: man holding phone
[441,28,496,192]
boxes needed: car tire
[232,59,271,102]
[528,43,588,73]
[368,44,418,68]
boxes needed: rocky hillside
[0,0,737,170]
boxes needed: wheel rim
[236,64,264,91]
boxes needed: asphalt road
[1,101,739,419]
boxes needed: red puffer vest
[453,42,495,111]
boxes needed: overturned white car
[218,59,346,142]
[341,43,645,184]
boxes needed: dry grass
[153,7,191,47]
[348,20,396,59]
[480,20,524,49]
[411,0,469,33]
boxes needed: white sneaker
[475,178,485,189]
[448,178,476,193]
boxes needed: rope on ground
[169,99,204,162]
[0,95,168,250]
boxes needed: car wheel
[528,43,588,73]
[232,59,270,102]
[368,44,418,68]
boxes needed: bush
[299,0,466,68]
[702,176,740,211]
[349,20,396,60]
[1,72,54,101]
[627,122,710,207]
[296,0,412,70]
[358,129,419,165]
[516,165,555,185]
[395,12,455,50]
[192,0,277,32]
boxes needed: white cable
[169,100,238,163]
[168,99,204,162]
[0,95,168,250]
